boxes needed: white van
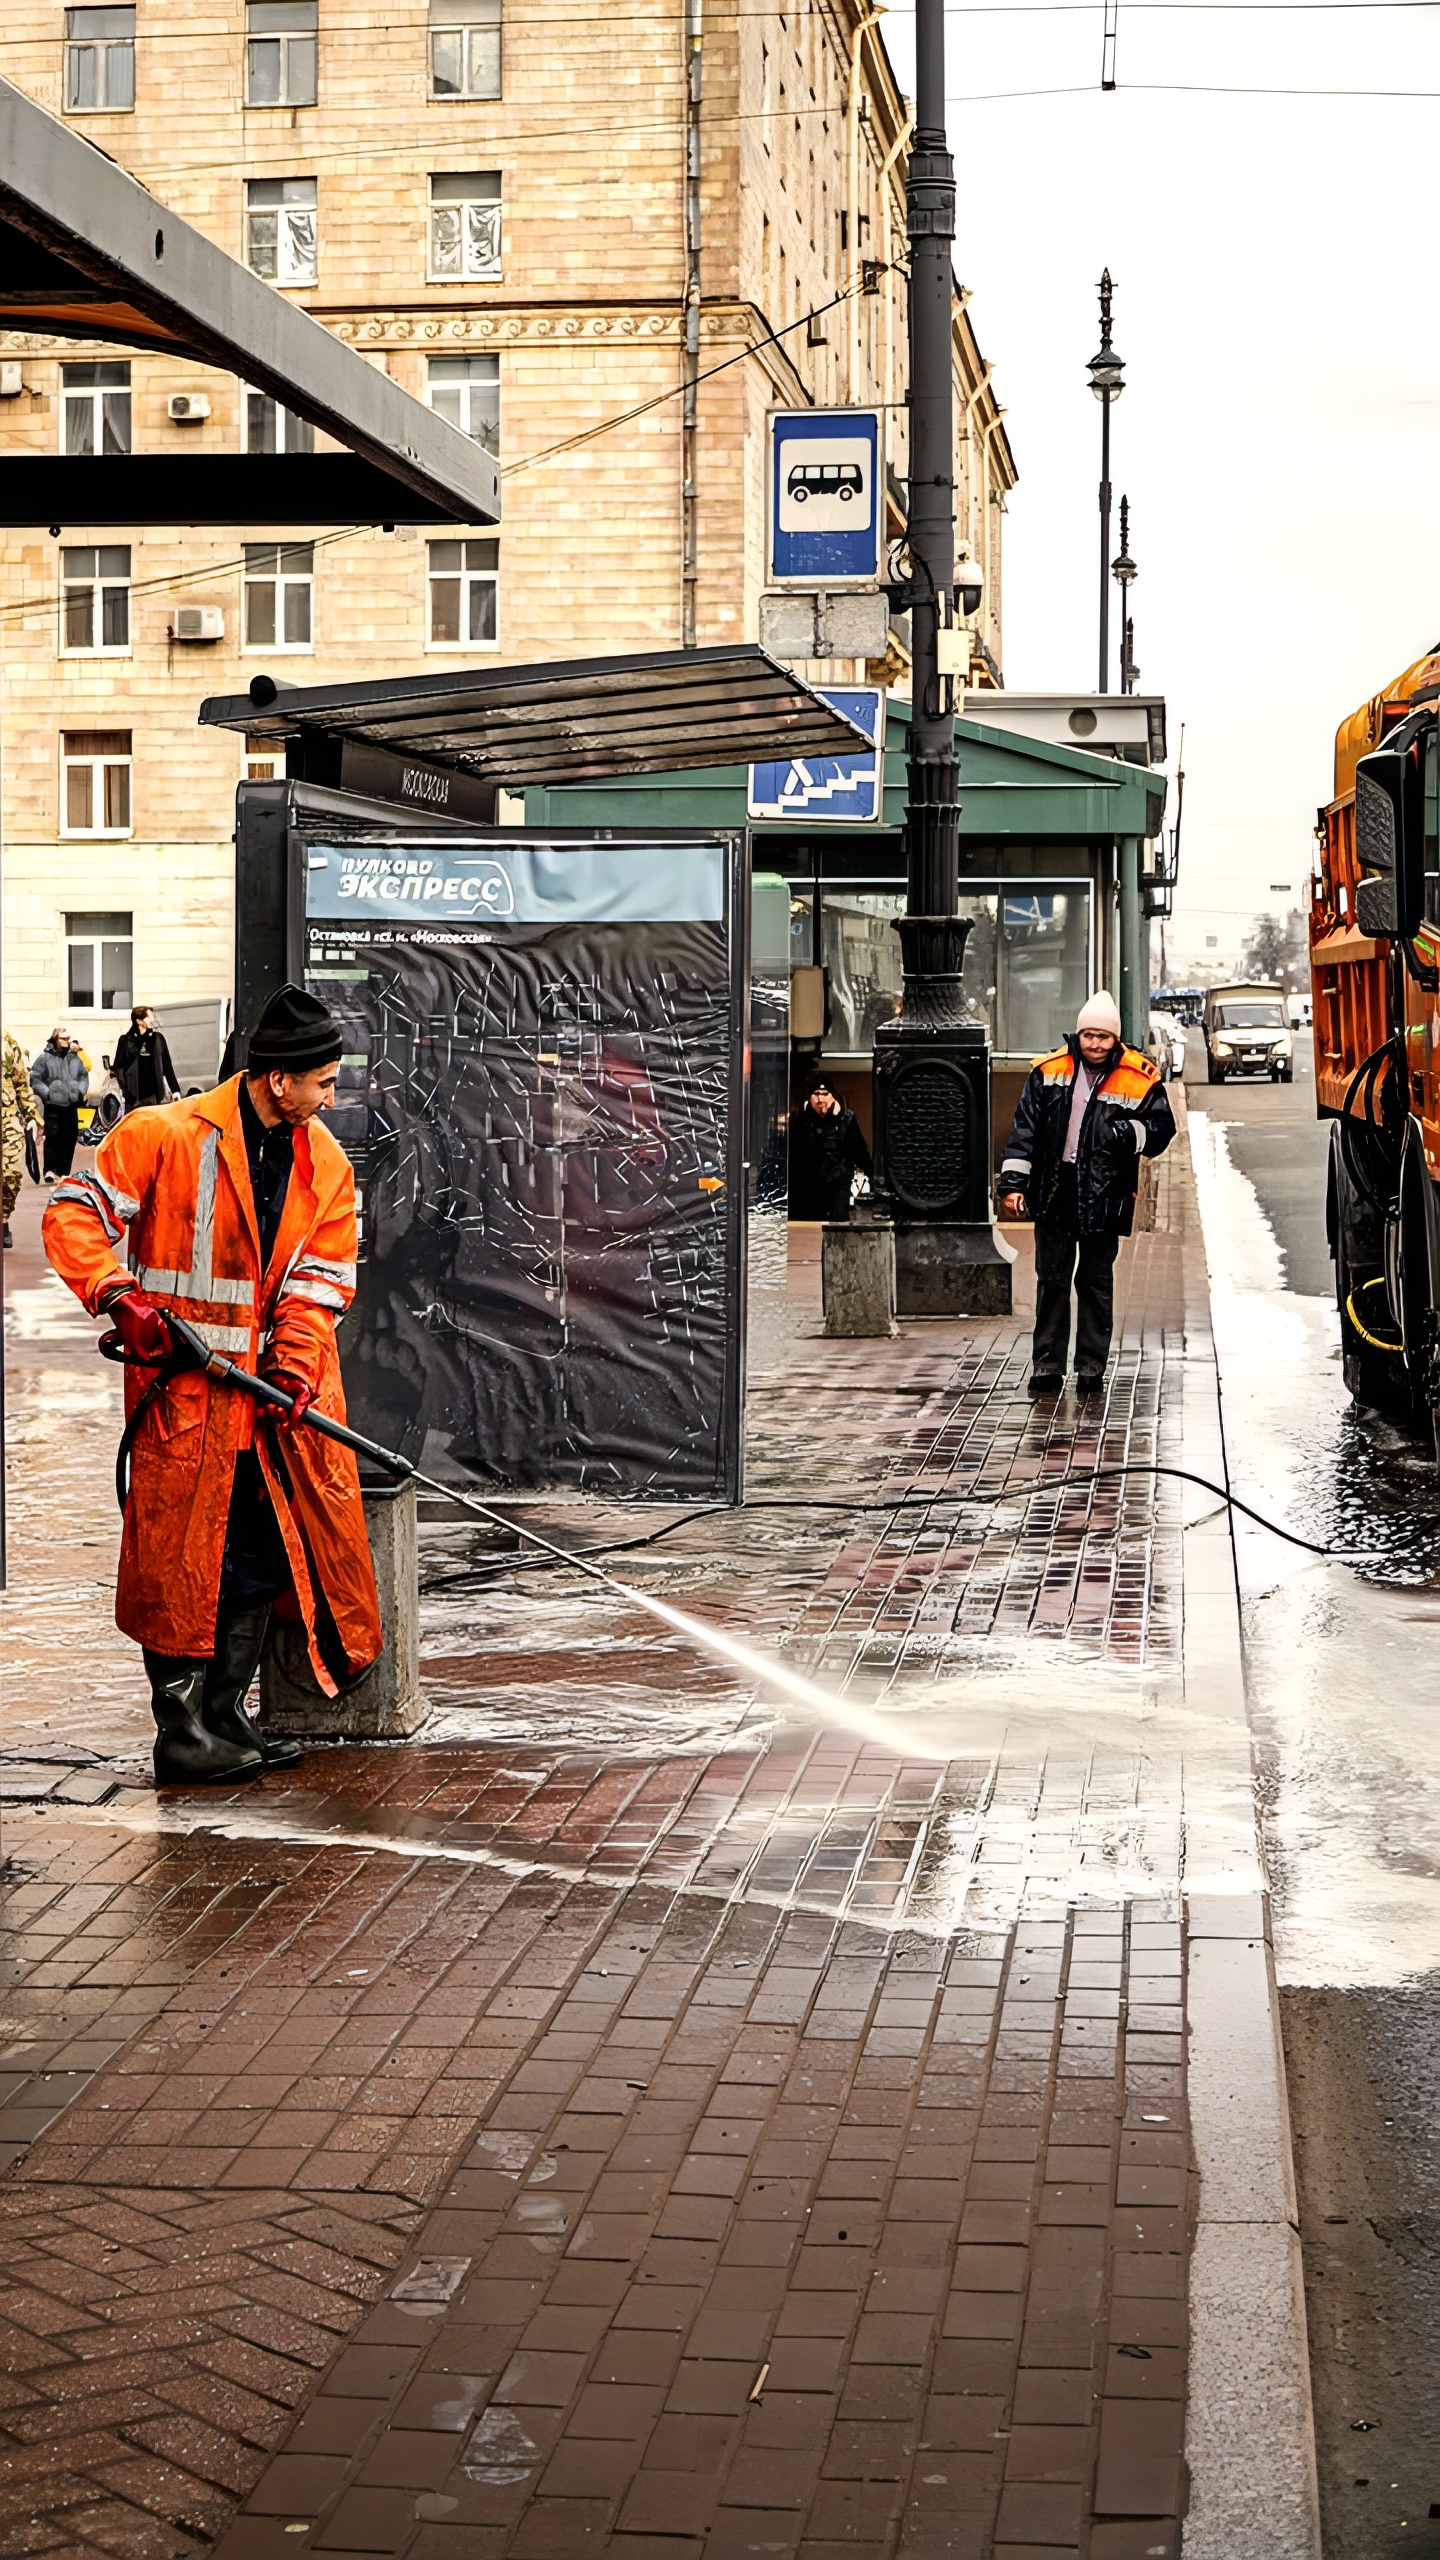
[1203,983,1294,1083]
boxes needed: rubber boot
[145,1650,263,1787]
[203,1602,305,1770]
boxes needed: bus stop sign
[768,408,883,588]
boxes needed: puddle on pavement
[1190,1110,1440,1987]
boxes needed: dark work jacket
[789,1100,873,1221]
[1000,1036,1175,1238]
[113,1028,179,1110]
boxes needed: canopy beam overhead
[0,75,498,526]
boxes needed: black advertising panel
[299,827,748,1499]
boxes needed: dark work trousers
[42,1103,79,1177]
[1032,1168,1121,1376]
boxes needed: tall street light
[1087,269,1125,693]
[868,0,1010,1316]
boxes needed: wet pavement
[1184,1047,1440,2557]
[2,1133,1276,2559]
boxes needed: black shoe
[2,1223,11,1248]
[203,1601,305,1769]
[145,1650,263,1786]
[1075,1372,1105,1395]
[1028,1372,1062,1396]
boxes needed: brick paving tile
[4,1166,1203,2556]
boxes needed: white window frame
[427,538,499,651]
[246,179,318,287]
[244,390,315,453]
[64,6,135,112]
[429,0,501,100]
[246,0,318,105]
[426,354,499,455]
[65,912,134,1014]
[61,361,131,456]
[428,173,502,283]
[60,546,132,655]
[243,543,315,652]
[60,738,133,840]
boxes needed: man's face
[136,1011,154,1033]
[54,1030,71,1050]
[809,1086,838,1115]
[1078,1028,1116,1069]
[267,1063,339,1125]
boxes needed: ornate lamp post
[1112,494,1137,695]
[867,0,1010,1315]
[1087,271,1125,693]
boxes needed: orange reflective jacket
[43,1077,382,1687]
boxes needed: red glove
[100,1285,171,1365]
[263,1369,316,1432]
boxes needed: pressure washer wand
[156,1313,642,1594]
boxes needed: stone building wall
[0,0,1013,1063]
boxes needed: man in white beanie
[999,989,1175,1395]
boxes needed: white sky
[884,0,1440,970]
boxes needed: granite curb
[1175,1118,1321,2560]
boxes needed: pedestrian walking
[112,1004,180,1112]
[29,1026,91,1182]
[43,983,382,1788]
[999,990,1176,1396]
[789,1072,873,1221]
[2,1030,42,1248]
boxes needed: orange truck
[1312,646,1440,1424]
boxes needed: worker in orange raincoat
[43,983,382,1787]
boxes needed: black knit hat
[246,983,344,1072]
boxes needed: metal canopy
[0,76,498,526]
[198,645,870,790]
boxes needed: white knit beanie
[1076,990,1122,1037]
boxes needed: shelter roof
[199,647,871,792]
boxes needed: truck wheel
[1280,1067,1294,1083]
[1331,1123,1414,1420]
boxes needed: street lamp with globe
[1087,270,1125,692]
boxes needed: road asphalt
[1185,1042,1439,2559]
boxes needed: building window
[244,738,284,782]
[243,542,314,648]
[61,360,131,455]
[61,738,132,839]
[61,546,131,653]
[428,539,498,647]
[246,0,318,104]
[246,178,317,286]
[66,911,134,1012]
[64,6,135,111]
[429,0,501,99]
[427,354,498,454]
[245,391,315,453]
[428,173,501,282]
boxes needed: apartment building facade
[0,0,1014,1064]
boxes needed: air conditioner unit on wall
[168,392,211,422]
[173,606,225,642]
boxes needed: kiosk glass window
[812,883,1092,1061]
